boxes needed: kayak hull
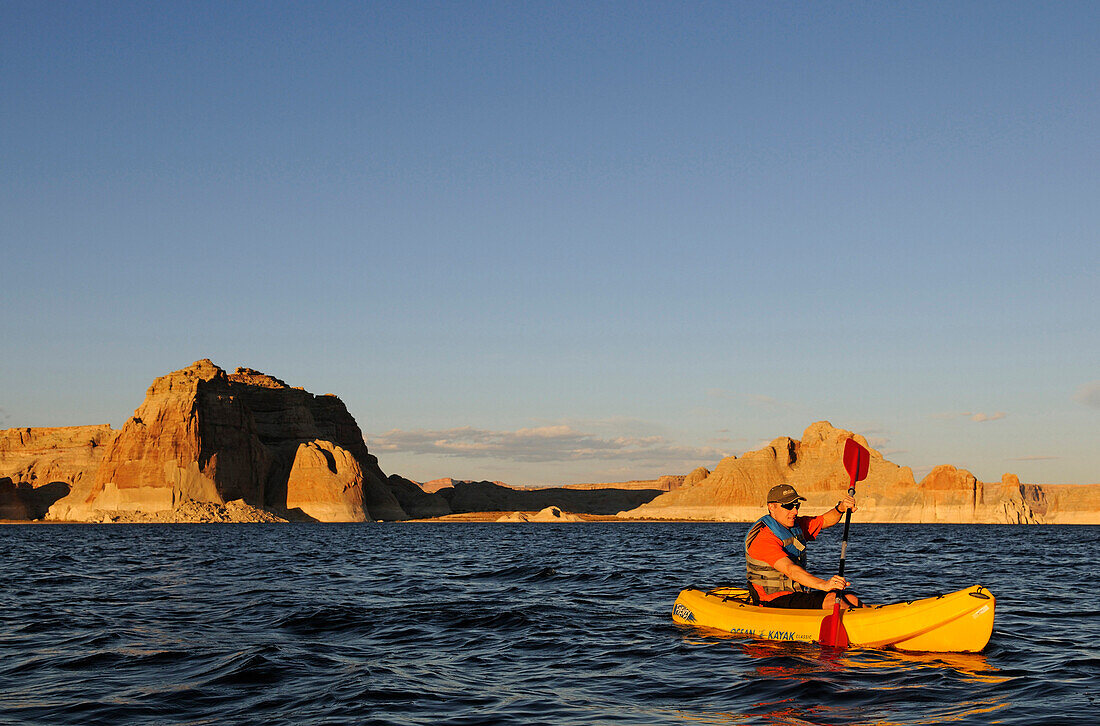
[672,584,995,653]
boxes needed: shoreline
[5,515,1098,525]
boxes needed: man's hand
[837,494,857,513]
[775,557,851,593]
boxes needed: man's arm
[820,493,857,529]
[773,556,849,592]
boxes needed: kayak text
[673,604,696,623]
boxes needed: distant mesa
[2,364,1096,524]
[617,421,1099,524]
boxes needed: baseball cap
[767,484,806,505]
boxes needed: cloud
[367,424,730,467]
[1074,381,1100,409]
[932,411,1008,423]
[1009,455,1059,462]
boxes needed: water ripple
[0,523,1097,724]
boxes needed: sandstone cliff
[0,425,116,519]
[618,421,1100,524]
[18,360,407,522]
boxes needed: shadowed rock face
[0,478,31,519]
[439,480,664,515]
[33,360,407,522]
[388,475,453,518]
[221,367,405,521]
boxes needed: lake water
[0,522,1096,725]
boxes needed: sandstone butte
[617,422,1100,525]
[2,362,1097,525]
[0,360,450,523]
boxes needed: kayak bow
[672,585,995,653]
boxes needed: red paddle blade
[843,438,870,484]
[819,603,850,648]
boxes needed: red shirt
[747,514,825,602]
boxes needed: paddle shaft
[828,480,857,644]
[837,482,855,578]
[821,438,869,648]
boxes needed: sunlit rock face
[82,360,269,516]
[0,425,117,519]
[35,360,407,522]
[284,440,366,522]
[618,421,1096,524]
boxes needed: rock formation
[618,421,1100,524]
[497,506,582,522]
[76,360,271,517]
[10,360,408,522]
[387,475,453,518]
[0,425,116,519]
[4,377,1096,526]
[436,479,664,516]
[682,467,711,488]
[283,441,367,522]
[222,367,403,519]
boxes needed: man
[744,483,861,610]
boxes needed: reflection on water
[673,622,1015,724]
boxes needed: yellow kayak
[672,584,995,652]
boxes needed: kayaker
[744,484,863,610]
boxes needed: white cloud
[1074,381,1100,409]
[1009,455,1059,462]
[367,424,730,467]
[933,411,1008,423]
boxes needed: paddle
[819,437,870,648]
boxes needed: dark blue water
[1,523,1097,725]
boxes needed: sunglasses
[778,501,800,510]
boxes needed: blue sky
[2,1,1097,486]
